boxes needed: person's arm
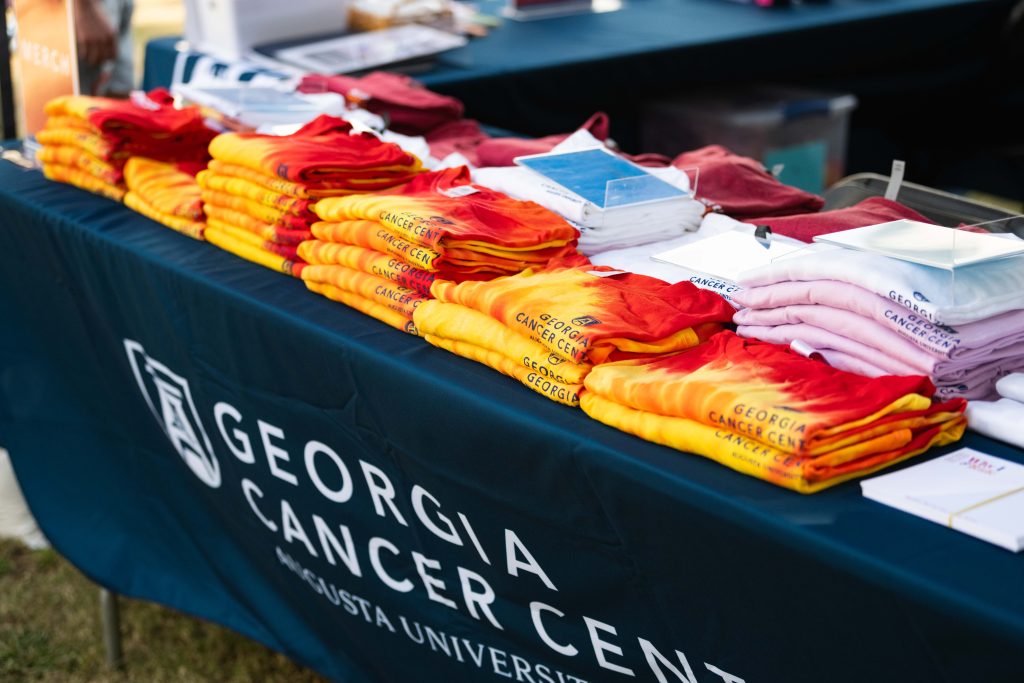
[73,0,117,67]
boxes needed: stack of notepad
[474,144,705,256]
[862,447,1024,552]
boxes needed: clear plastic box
[640,86,858,194]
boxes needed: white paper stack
[861,447,1024,552]
[473,132,704,255]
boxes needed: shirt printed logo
[124,339,221,489]
[571,315,602,327]
[913,291,930,302]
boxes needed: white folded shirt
[588,212,772,302]
[996,373,1024,403]
[738,242,1024,326]
[966,398,1024,449]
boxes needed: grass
[0,539,330,682]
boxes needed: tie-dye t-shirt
[37,145,123,184]
[313,167,581,251]
[125,157,203,220]
[432,267,734,364]
[42,163,125,201]
[581,331,967,492]
[208,115,422,185]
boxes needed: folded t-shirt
[671,145,824,218]
[209,115,422,184]
[965,398,1024,449]
[432,266,734,364]
[314,167,581,251]
[581,330,967,492]
[996,373,1024,402]
[299,72,464,135]
[738,243,1024,326]
[37,144,123,184]
[125,157,204,220]
[743,197,932,243]
[732,279,1024,358]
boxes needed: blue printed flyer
[515,147,689,209]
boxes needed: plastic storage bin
[641,86,858,194]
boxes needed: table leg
[99,588,124,670]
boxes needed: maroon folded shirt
[745,197,934,242]
[671,145,825,219]
[474,112,611,167]
[299,72,464,135]
[424,119,493,166]
[469,112,671,168]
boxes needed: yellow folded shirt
[413,300,591,386]
[297,242,438,296]
[301,264,426,320]
[124,157,204,220]
[304,280,419,335]
[424,334,582,408]
[205,225,304,277]
[580,391,965,494]
[124,191,205,240]
[43,115,96,133]
[197,170,314,216]
[311,220,443,271]
[431,268,734,365]
[37,145,122,185]
[37,128,119,161]
[207,160,365,199]
[42,162,126,201]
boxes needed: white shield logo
[124,339,221,488]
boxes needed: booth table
[143,0,1017,145]
[2,160,1023,682]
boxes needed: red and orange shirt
[432,267,735,364]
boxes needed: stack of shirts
[581,331,968,493]
[733,242,1024,400]
[202,115,424,278]
[37,90,216,201]
[124,158,206,241]
[966,373,1024,448]
[301,167,588,334]
[412,267,736,406]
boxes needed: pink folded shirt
[733,304,1024,375]
[737,323,1024,400]
[732,279,1024,358]
[813,349,1018,401]
[736,323,919,376]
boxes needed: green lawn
[0,539,329,682]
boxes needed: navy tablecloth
[1,161,1023,683]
